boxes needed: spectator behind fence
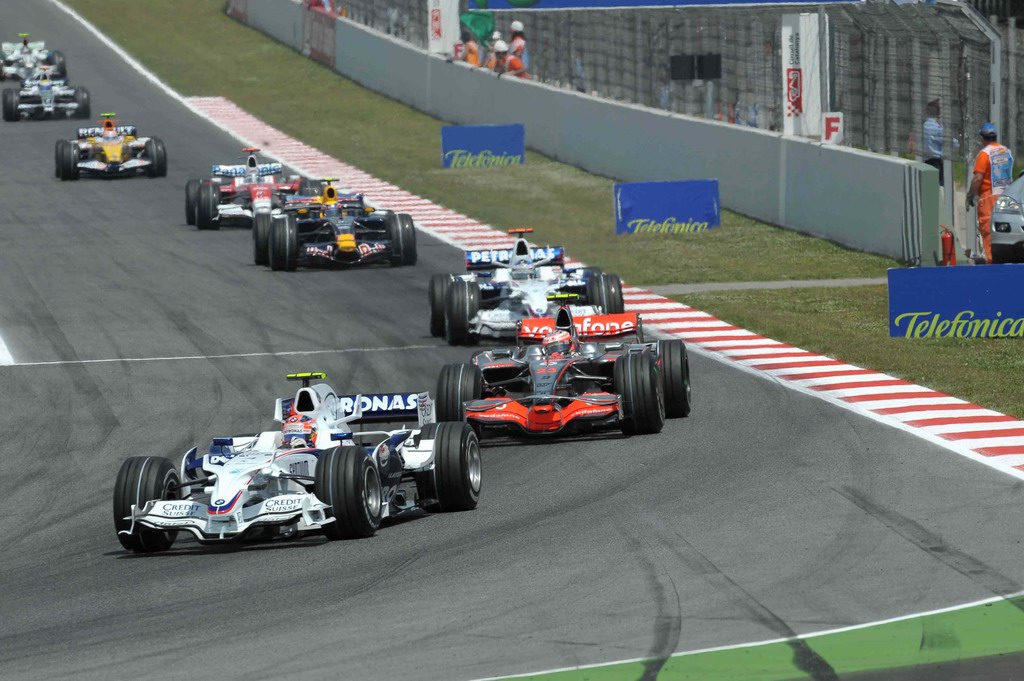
[484,31,502,70]
[966,122,1014,264]
[458,30,481,67]
[921,99,945,185]
[509,20,528,68]
[492,40,528,79]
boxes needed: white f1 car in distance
[113,372,481,552]
[2,68,89,121]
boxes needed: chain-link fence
[335,1,994,167]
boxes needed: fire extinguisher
[941,225,957,266]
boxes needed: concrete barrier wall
[232,0,939,264]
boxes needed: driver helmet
[101,127,119,140]
[282,414,317,448]
[542,330,574,356]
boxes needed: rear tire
[314,446,382,540]
[112,456,179,553]
[445,279,480,345]
[269,213,299,271]
[253,211,272,266]
[2,88,18,122]
[50,50,67,78]
[73,86,90,119]
[145,137,167,178]
[421,422,481,512]
[385,212,404,267]
[298,178,320,196]
[196,182,220,230]
[435,363,483,422]
[613,351,665,435]
[185,179,200,226]
[429,273,454,337]
[658,339,692,418]
[398,213,417,266]
[602,273,624,313]
[587,273,625,314]
[54,139,65,178]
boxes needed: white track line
[5,344,441,368]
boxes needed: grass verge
[681,286,1024,419]
[63,0,897,286]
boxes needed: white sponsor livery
[521,317,636,336]
[338,393,418,414]
[262,496,304,513]
[212,162,282,177]
[468,246,561,265]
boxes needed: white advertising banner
[428,0,460,55]
[782,13,829,138]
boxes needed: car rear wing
[518,313,642,343]
[336,392,435,426]
[212,162,282,177]
[465,246,564,272]
[77,125,136,138]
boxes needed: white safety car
[113,372,481,552]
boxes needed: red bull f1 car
[435,306,692,438]
[113,372,481,552]
[185,148,308,230]
[54,113,166,180]
[428,229,625,345]
[255,181,417,271]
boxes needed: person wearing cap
[966,122,1014,264]
[509,20,527,63]
[492,40,529,79]
[484,30,502,70]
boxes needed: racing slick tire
[57,139,79,181]
[48,50,68,78]
[252,211,272,266]
[2,88,18,122]
[587,273,625,314]
[145,137,168,178]
[185,179,200,226]
[658,339,692,418]
[398,213,418,266]
[113,456,180,553]
[297,178,320,196]
[614,351,665,435]
[54,139,63,178]
[73,86,90,119]
[269,213,299,271]
[384,213,406,267]
[435,363,483,422]
[429,273,455,337]
[196,182,220,230]
[418,422,481,512]
[445,279,480,345]
[315,445,382,540]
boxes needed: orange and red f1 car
[435,306,692,437]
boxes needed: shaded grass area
[680,285,1024,419]
[65,0,897,286]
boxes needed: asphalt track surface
[2,2,1024,680]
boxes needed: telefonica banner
[614,180,720,236]
[470,0,860,8]
[441,124,525,169]
[888,266,1024,338]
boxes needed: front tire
[658,339,692,418]
[196,182,220,230]
[253,211,272,266]
[112,456,179,553]
[74,86,90,119]
[614,351,665,435]
[435,363,483,422]
[58,139,79,181]
[315,446,382,540]
[421,422,481,512]
[2,88,18,122]
[269,213,298,271]
[185,179,200,226]
[445,279,480,345]
[429,273,454,337]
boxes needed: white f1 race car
[1,34,66,82]
[113,372,481,552]
[2,70,89,121]
[429,229,625,345]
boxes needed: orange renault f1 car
[54,113,167,180]
[434,303,692,438]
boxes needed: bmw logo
[214,499,225,505]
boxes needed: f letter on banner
[889,266,1024,338]
[823,112,844,144]
[441,124,525,169]
[614,180,720,236]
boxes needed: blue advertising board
[614,180,720,236]
[888,266,1024,338]
[471,0,860,9]
[441,124,525,169]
